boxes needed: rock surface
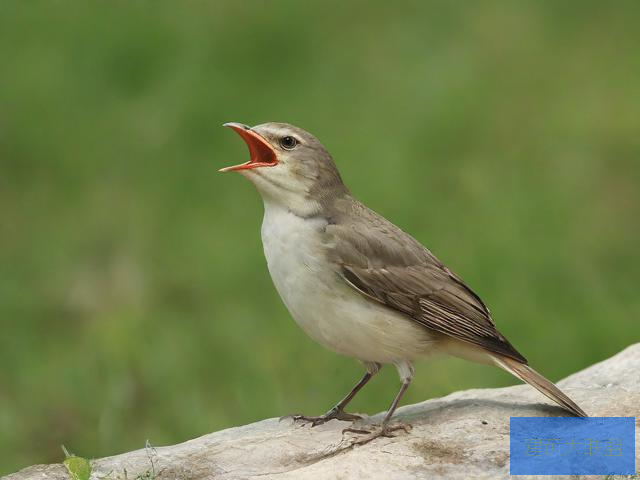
[5,344,639,480]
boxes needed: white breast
[260,201,436,365]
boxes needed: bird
[219,121,587,444]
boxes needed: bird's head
[220,122,347,213]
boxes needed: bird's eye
[280,136,298,150]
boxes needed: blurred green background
[1,0,639,474]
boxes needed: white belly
[261,202,436,364]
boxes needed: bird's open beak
[219,122,278,172]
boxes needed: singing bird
[220,122,587,443]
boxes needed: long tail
[491,354,588,417]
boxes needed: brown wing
[325,200,527,364]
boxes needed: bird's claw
[281,408,363,427]
[342,422,412,445]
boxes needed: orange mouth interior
[220,123,277,172]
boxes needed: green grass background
[1,0,639,474]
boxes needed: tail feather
[492,354,587,417]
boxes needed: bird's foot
[342,422,412,445]
[282,407,362,427]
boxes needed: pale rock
[4,344,639,480]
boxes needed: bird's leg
[289,362,380,427]
[343,361,413,444]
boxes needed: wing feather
[325,200,527,363]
